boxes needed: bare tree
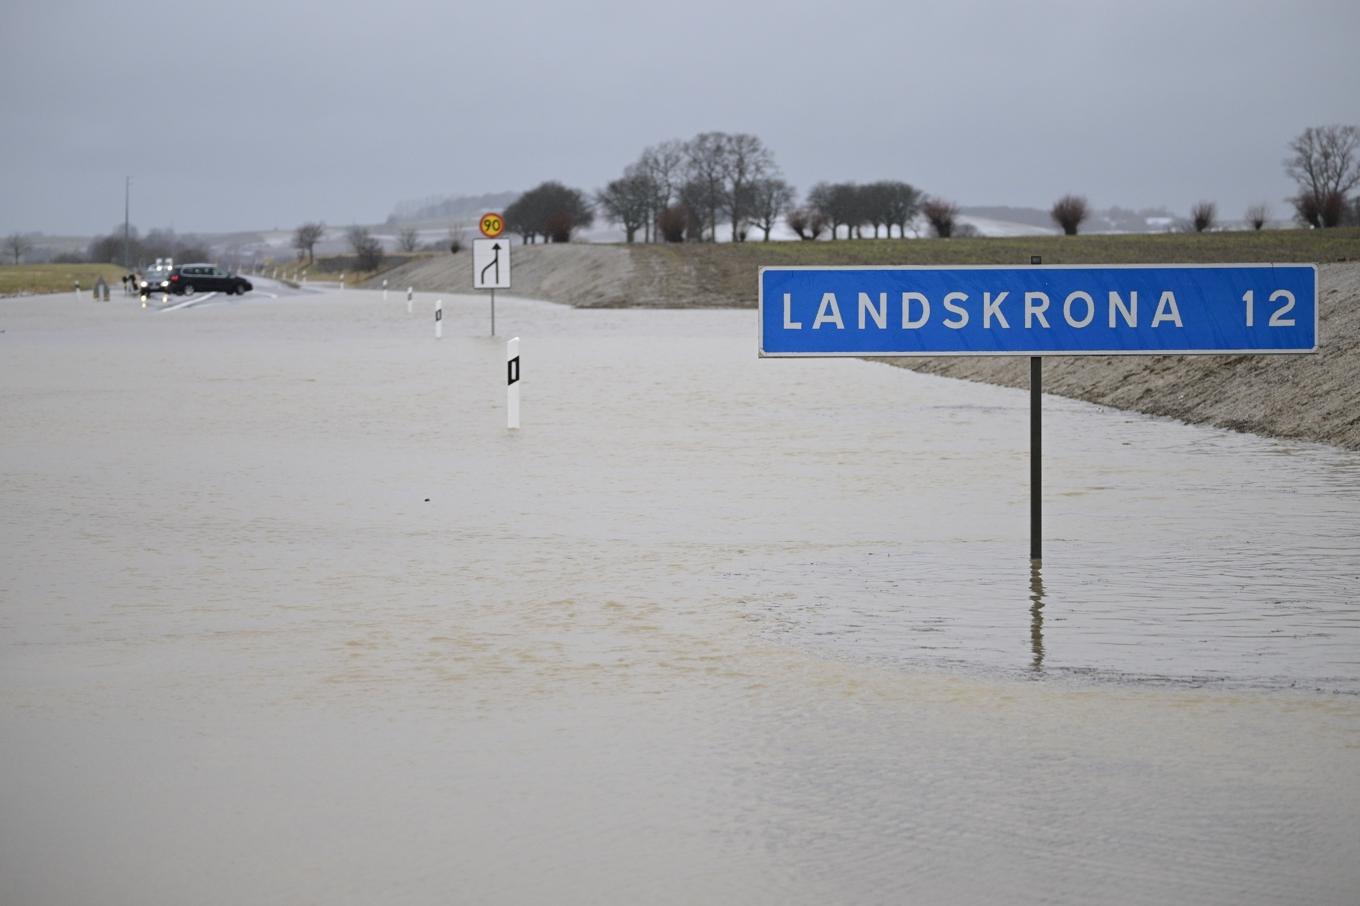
[806,184,836,239]
[885,182,922,238]
[346,226,384,271]
[1190,201,1216,233]
[597,167,654,243]
[506,182,594,243]
[785,207,826,240]
[1050,195,1089,235]
[1285,125,1360,228]
[855,183,889,238]
[721,133,774,242]
[637,140,685,242]
[397,227,420,253]
[1293,190,1348,228]
[1245,204,1269,230]
[843,185,871,239]
[922,199,959,238]
[447,224,465,254]
[747,178,795,241]
[684,132,729,241]
[5,232,33,265]
[808,182,862,240]
[677,181,709,241]
[293,222,325,264]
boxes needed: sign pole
[491,289,496,337]
[1030,354,1042,563]
[1030,255,1042,564]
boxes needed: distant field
[632,227,1360,302]
[0,263,129,297]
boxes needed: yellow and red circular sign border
[479,212,505,239]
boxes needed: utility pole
[123,176,132,270]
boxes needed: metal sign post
[1030,355,1042,562]
[472,238,510,336]
[1029,256,1042,563]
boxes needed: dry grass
[0,263,131,297]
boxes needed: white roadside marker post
[435,299,443,339]
[73,281,80,301]
[383,279,388,302]
[507,337,520,430]
[339,272,345,291]
[407,287,413,314]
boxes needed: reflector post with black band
[507,337,520,430]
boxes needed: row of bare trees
[593,134,976,242]
[801,182,925,240]
[81,226,209,267]
[297,123,1359,255]
[278,123,1359,259]
[594,133,795,243]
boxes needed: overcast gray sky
[3,0,1358,237]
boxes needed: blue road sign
[759,264,1317,357]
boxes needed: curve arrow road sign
[473,238,511,290]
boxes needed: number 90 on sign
[480,213,505,239]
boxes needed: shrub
[786,206,827,241]
[922,199,959,238]
[1190,201,1216,233]
[346,226,385,270]
[656,205,687,243]
[1307,191,1349,228]
[1050,195,1088,235]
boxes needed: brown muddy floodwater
[2,286,1359,905]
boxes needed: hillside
[369,230,1360,450]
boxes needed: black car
[137,266,174,296]
[168,264,253,296]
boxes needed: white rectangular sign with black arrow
[472,238,511,290]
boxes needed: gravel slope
[372,249,1360,450]
[872,262,1360,451]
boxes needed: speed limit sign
[479,212,505,239]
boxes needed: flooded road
[2,289,1358,904]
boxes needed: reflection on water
[740,395,1360,693]
[1029,561,1045,673]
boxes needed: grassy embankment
[633,227,1360,302]
[0,263,131,297]
[260,253,431,287]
